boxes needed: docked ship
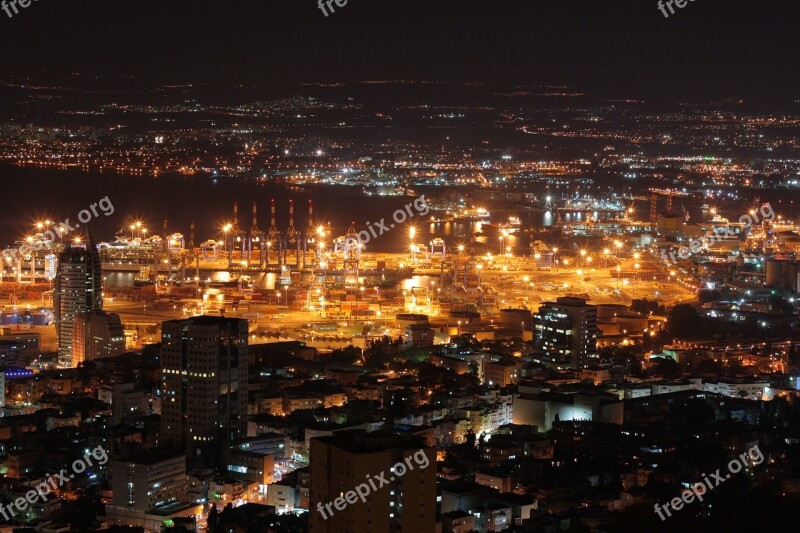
[430,207,492,223]
[474,216,524,237]
[207,275,254,289]
[99,236,165,271]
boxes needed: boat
[475,216,524,237]
[451,207,491,223]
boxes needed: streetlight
[552,247,559,270]
[500,229,509,255]
[129,220,144,239]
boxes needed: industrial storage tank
[766,260,784,287]
[785,262,800,292]
[499,308,533,328]
[597,304,628,320]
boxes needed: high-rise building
[54,238,103,367]
[309,432,437,533]
[73,310,126,365]
[535,297,598,369]
[0,340,27,367]
[110,450,187,513]
[160,317,249,458]
[0,331,40,357]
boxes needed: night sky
[0,0,798,102]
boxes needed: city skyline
[0,1,799,532]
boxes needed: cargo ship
[474,216,524,237]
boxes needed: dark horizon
[0,0,798,103]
